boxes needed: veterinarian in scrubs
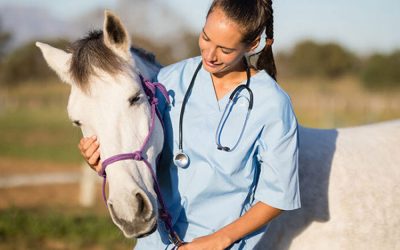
[80,0,300,249]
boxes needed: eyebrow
[202,29,236,51]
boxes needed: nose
[107,190,156,238]
[204,47,217,62]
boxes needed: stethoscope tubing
[175,58,253,168]
[215,62,253,151]
[178,62,203,151]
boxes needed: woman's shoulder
[252,70,292,108]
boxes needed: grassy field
[0,81,134,249]
[0,207,133,250]
[0,82,82,164]
[0,78,399,249]
[280,75,400,128]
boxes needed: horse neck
[130,49,162,81]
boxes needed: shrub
[289,40,358,79]
[0,39,69,87]
[361,51,400,89]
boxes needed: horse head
[36,10,163,238]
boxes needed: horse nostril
[136,192,145,215]
[135,192,152,219]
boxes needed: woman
[80,0,300,249]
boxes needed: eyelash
[221,49,233,54]
[73,120,82,127]
[202,34,232,54]
[129,95,141,106]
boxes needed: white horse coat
[258,120,400,250]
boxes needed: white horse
[37,11,400,249]
[37,11,164,238]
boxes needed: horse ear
[103,10,131,57]
[36,42,73,85]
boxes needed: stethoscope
[173,58,254,168]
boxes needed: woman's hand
[78,136,102,173]
[178,233,232,250]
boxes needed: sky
[0,0,399,55]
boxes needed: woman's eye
[128,95,141,105]
[202,34,210,41]
[221,49,233,54]
[72,120,82,127]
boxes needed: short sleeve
[254,97,301,210]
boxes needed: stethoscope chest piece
[174,150,190,168]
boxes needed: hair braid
[256,0,277,80]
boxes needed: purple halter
[99,75,185,248]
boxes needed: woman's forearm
[214,202,282,248]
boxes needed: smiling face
[199,7,258,75]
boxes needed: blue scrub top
[135,56,301,250]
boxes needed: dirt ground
[0,157,105,210]
[0,157,79,175]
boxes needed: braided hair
[207,0,277,80]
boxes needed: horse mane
[130,46,162,68]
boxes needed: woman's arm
[180,201,281,250]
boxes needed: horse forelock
[68,30,129,92]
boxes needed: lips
[204,60,222,68]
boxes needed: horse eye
[72,120,82,127]
[128,94,141,106]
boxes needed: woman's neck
[211,60,247,87]
[210,63,257,101]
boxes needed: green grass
[0,108,82,164]
[0,82,82,164]
[0,207,134,250]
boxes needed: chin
[203,63,226,75]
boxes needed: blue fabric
[135,56,301,250]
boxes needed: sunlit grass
[0,81,82,164]
[279,75,400,128]
[0,207,134,250]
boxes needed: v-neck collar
[205,69,253,112]
[198,67,230,112]
[194,62,265,113]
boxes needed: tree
[0,18,12,62]
[0,39,69,86]
[289,40,358,79]
[361,51,400,89]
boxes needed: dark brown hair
[207,0,276,80]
